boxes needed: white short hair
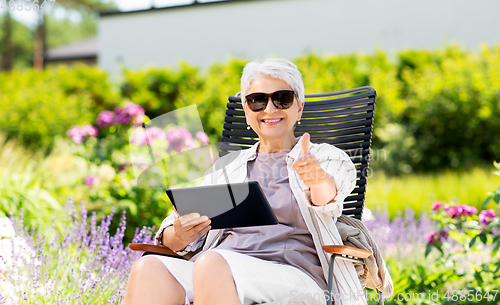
[240,58,305,105]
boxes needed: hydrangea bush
[0,198,154,304]
[64,101,211,243]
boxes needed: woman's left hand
[292,133,331,189]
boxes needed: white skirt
[150,249,326,305]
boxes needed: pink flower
[130,127,165,146]
[84,175,100,187]
[82,125,98,137]
[131,112,145,126]
[464,205,478,215]
[98,103,145,128]
[424,230,448,245]
[431,201,444,211]
[447,204,477,219]
[96,110,115,128]
[144,127,166,145]
[196,131,210,145]
[67,125,98,144]
[67,126,84,144]
[165,127,193,153]
[479,209,496,226]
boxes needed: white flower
[0,217,15,239]
[362,208,375,221]
[0,280,18,305]
[0,237,35,273]
[98,164,116,182]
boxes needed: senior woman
[123,58,366,305]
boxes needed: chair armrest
[322,245,372,259]
[128,243,185,258]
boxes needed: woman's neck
[258,134,298,153]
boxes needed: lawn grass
[365,166,500,219]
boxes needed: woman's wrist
[310,176,337,206]
[162,226,189,252]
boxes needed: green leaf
[479,233,487,244]
[469,235,479,247]
[436,245,444,255]
[482,196,492,208]
[493,243,500,257]
[425,244,433,257]
[494,193,500,204]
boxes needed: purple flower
[113,109,131,125]
[122,102,144,117]
[84,175,100,187]
[196,131,210,145]
[118,163,130,171]
[165,127,193,153]
[431,201,444,211]
[96,110,115,128]
[5,199,155,301]
[479,209,496,226]
[115,103,145,126]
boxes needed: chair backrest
[219,86,376,220]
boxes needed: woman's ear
[297,101,305,118]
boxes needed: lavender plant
[0,198,154,304]
[364,207,436,259]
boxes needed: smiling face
[244,76,304,145]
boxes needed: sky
[7,0,221,28]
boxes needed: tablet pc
[165,181,278,229]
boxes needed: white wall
[98,0,500,76]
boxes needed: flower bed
[0,199,154,304]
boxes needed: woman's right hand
[173,213,211,244]
[163,213,211,252]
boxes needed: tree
[33,0,116,69]
[1,12,14,71]
[0,14,34,69]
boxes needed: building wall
[99,0,500,76]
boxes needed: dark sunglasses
[245,90,296,112]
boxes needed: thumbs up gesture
[292,133,329,189]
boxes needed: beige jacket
[336,215,394,298]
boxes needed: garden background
[1,9,500,303]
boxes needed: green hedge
[1,45,499,174]
[0,64,119,152]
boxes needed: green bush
[1,45,499,173]
[119,59,246,141]
[0,64,119,152]
[0,133,65,233]
[395,45,500,173]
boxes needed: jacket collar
[242,135,309,162]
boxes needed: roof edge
[100,0,257,17]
